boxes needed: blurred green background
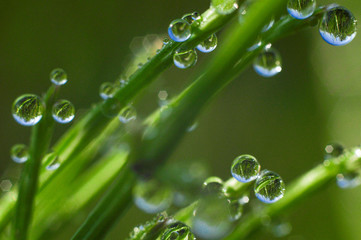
[1,0,361,239]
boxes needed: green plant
[1,0,360,239]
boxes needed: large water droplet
[11,144,29,163]
[161,222,195,240]
[50,68,67,86]
[99,82,117,100]
[193,196,232,239]
[133,179,173,214]
[319,6,357,46]
[287,0,316,20]
[253,47,282,77]
[336,172,361,189]
[254,170,285,203]
[173,49,197,69]
[197,34,218,53]
[231,154,260,183]
[52,100,75,124]
[201,176,225,196]
[12,94,44,126]
[168,19,191,42]
[324,143,344,160]
[119,105,137,123]
[211,0,239,15]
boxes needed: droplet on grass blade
[173,49,197,69]
[12,94,44,126]
[231,154,260,183]
[253,47,282,77]
[254,170,285,203]
[52,100,75,124]
[50,68,67,86]
[196,34,218,53]
[287,0,316,20]
[168,19,191,42]
[11,144,29,163]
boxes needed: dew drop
[287,0,316,20]
[50,68,67,86]
[319,6,357,46]
[197,34,218,53]
[168,19,191,42]
[201,176,225,196]
[182,13,195,25]
[12,94,44,126]
[119,105,137,123]
[228,199,243,221]
[52,100,75,124]
[262,18,275,32]
[254,170,285,203]
[193,196,232,239]
[173,49,197,69]
[161,222,195,240]
[253,47,282,77]
[336,172,361,189]
[231,154,260,183]
[45,153,61,171]
[99,82,117,100]
[187,122,198,132]
[163,37,170,46]
[133,179,173,214]
[211,0,239,15]
[324,143,344,160]
[11,144,29,163]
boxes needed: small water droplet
[50,68,67,86]
[247,40,263,51]
[187,122,198,132]
[254,170,285,203]
[196,34,218,53]
[99,82,117,100]
[119,105,137,123]
[163,37,170,46]
[12,94,44,126]
[52,100,75,124]
[168,19,191,42]
[11,144,29,163]
[45,153,61,171]
[0,180,12,192]
[182,13,195,25]
[253,47,282,77]
[173,49,197,69]
[231,154,260,183]
[201,176,225,196]
[211,0,239,15]
[287,0,316,19]
[228,199,243,221]
[161,222,195,240]
[133,179,173,214]
[262,18,275,32]
[324,143,344,159]
[336,172,361,189]
[138,63,143,68]
[319,6,357,46]
[192,12,202,21]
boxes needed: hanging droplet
[197,34,218,53]
[161,221,195,240]
[201,176,225,196]
[324,143,344,160]
[228,199,243,221]
[193,196,232,239]
[133,179,173,214]
[254,170,285,203]
[119,105,137,123]
[173,49,197,69]
[50,68,67,86]
[52,100,75,124]
[319,6,357,46]
[168,19,191,42]
[211,0,239,15]
[287,0,316,20]
[12,94,44,126]
[99,82,117,100]
[253,47,282,77]
[231,154,260,183]
[336,172,361,189]
[45,153,61,171]
[11,144,29,163]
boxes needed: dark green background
[1,0,360,239]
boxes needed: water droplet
[319,6,357,46]
[196,34,218,53]
[270,220,292,237]
[201,176,225,196]
[119,105,137,123]
[324,143,344,159]
[211,0,239,15]
[173,49,197,69]
[133,179,173,214]
[52,100,75,124]
[193,196,232,239]
[168,19,191,42]
[12,94,44,126]
[182,13,195,25]
[161,222,195,240]
[287,0,316,19]
[99,82,117,100]
[50,68,67,86]
[336,172,361,189]
[45,153,61,171]
[192,12,202,21]
[0,180,12,192]
[262,18,275,32]
[254,170,285,203]
[247,40,263,51]
[101,98,122,118]
[11,144,29,163]
[231,154,260,183]
[228,199,243,221]
[253,47,282,77]
[187,122,198,132]
[163,37,170,46]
